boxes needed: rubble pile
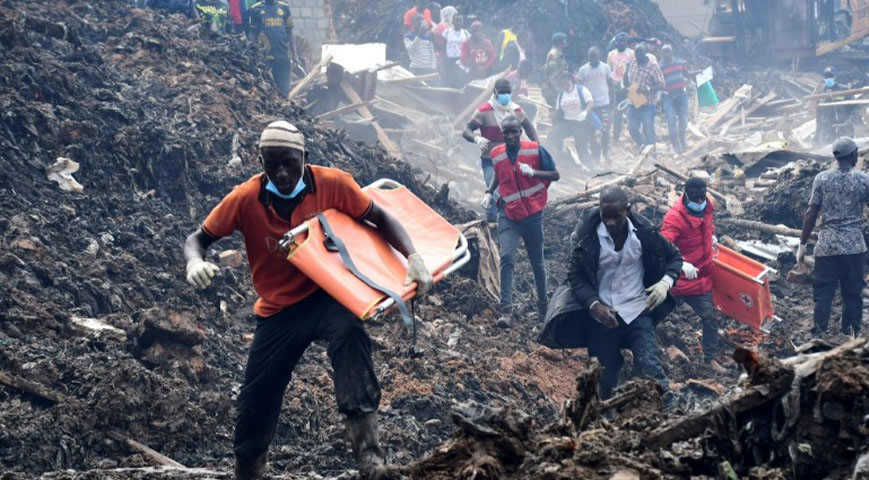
[407,339,869,479]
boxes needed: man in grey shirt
[577,46,614,162]
[798,137,869,336]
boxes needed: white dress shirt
[596,219,648,324]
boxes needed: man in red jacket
[661,177,724,372]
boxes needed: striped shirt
[660,58,688,93]
[404,31,437,70]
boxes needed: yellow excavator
[702,0,869,60]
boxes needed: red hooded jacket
[660,194,716,296]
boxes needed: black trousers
[233,290,380,461]
[268,57,292,98]
[586,313,669,399]
[813,253,864,335]
[676,292,719,361]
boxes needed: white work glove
[681,262,698,280]
[480,193,493,209]
[712,235,718,248]
[186,258,219,289]
[519,163,535,177]
[645,279,671,311]
[405,253,434,297]
[474,136,490,153]
[796,243,808,264]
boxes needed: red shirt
[203,166,372,317]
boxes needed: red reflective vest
[491,141,550,221]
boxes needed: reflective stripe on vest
[502,182,545,203]
[492,148,538,166]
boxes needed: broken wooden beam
[653,163,728,204]
[314,101,370,121]
[0,370,187,469]
[107,432,186,469]
[815,99,869,108]
[0,370,67,403]
[340,81,403,159]
[287,53,333,99]
[701,84,752,131]
[804,85,869,101]
[720,218,813,239]
[719,90,777,136]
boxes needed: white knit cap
[259,120,305,151]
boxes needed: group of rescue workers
[184,116,866,480]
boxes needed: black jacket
[537,207,683,349]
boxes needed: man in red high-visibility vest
[481,116,560,327]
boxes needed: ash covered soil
[0,1,853,479]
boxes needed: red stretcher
[278,179,470,349]
[711,245,780,333]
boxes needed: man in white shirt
[538,187,683,408]
[577,47,614,162]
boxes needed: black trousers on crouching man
[813,253,865,335]
[233,289,380,461]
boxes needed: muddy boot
[234,451,267,480]
[345,412,393,480]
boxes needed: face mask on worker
[266,175,305,199]
[825,77,836,88]
[497,93,512,106]
[687,199,707,213]
[265,159,306,199]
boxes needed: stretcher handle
[713,258,767,285]
[279,179,423,249]
[372,243,471,317]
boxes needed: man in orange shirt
[183,121,432,480]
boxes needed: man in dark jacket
[538,187,682,405]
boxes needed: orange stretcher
[279,179,470,349]
[711,245,780,333]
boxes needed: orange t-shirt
[403,7,432,28]
[203,165,373,317]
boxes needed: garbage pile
[407,339,869,480]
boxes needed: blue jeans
[497,210,547,312]
[662,93,689,151]
[627,104,656,148]
[481,156,497,222]
[586,313,669,399]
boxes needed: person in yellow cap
[183,120,432,479]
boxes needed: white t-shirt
[577,62,612,107]
[443,28,470,58]
[559,85,594,122]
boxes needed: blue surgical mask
[825,77,836,88]
[687,200,707,213]
[497,93,512,106]
[266,175,306,199]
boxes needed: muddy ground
[0,1,866,479]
